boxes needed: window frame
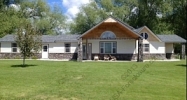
[143,44,150,53]
[64,43,71,53]
[100,41,117,54]
[140,32,148,39]
[11,43,18,53]
[100,31,116,39]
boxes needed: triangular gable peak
[137,26,162,42]
[104,17,117,23]
[79,16,141,39]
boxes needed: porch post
[77,38,82,62]
[137,37,143,62]
[86,39,88,60]
[180,43,186,59]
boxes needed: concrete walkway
[0,59,181,62]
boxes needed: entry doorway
[42,45,48,59]
[82,43,92,60]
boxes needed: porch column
[180,43,186,59]
[86,39,88,60]
[77,38,83,62]
[137,37,143,62]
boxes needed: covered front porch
[76,17,143,62]
[80,38,140,61]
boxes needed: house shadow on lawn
[11,64,37,68]
[176,64,187,67]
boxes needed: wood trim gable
[78,16,141,39]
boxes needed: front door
[82,44,86,59]
[87,43,92,60]
[82,43,92,60]
[42,45,48,59]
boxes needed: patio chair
[104,55,109,61]
[109,55,116,61]
[94,55,99,61]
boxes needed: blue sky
[47,0,66,13]
[47,0,90,21]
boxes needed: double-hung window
[12,43,18,53]
[100,42,116,54]
[143,44,149,52]
[65,43,71,53]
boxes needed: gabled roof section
[133,26,144,33]
[0,35,15,42]
[135,26,162,42]
[78,16,142,39]
[0,34,80,43]
[157,35,186,43]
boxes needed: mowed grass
[0,60,186,100]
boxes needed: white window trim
[11,43,18,53]
[100,31,116,39]
[143,44,150,53]
[64,43,71,53]
[141,32,148,40]
[100,42,117,54]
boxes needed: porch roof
[157,35,186,43]
[0,34,80,43]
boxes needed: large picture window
[143,44,149,52]
[65,43,71,53]
[11,43,17,53]
[100,42,117,54]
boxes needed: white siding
[1,42,12,53]
[70,42,78,53]
[135,40,165,54]
[88,40,99,53]
[117,40,136,54]
[88,39,136,54]
[165,43,174,53]
[149,41,165,54]
[48,42,78,53]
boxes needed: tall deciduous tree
[0,0,67,37]
[69,1,106,34]
[15,21,41,66]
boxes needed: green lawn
[0,60,186,100]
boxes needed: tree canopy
[0,0,67,37]
[69,0,186,40]
[0,0,186,40]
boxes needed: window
[43,45,48,52]
[65,43,71,53]
[100,42,116,54]
[0,43,1,52]
[100,31,116,39]
[143,44,149,52]
[11,43,17,52]
[140,32,148,39]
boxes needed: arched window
[100,31,116,39]
[140,32,148,39]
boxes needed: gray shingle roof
[157,35,186,43]
[0,34,81,42]
[133,26,144,33]
[0,35,15,42]
[55,34,80,42]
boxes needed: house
[0,16,186,61]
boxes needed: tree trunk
[23,54,26,67]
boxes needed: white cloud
[62,0,90,21]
